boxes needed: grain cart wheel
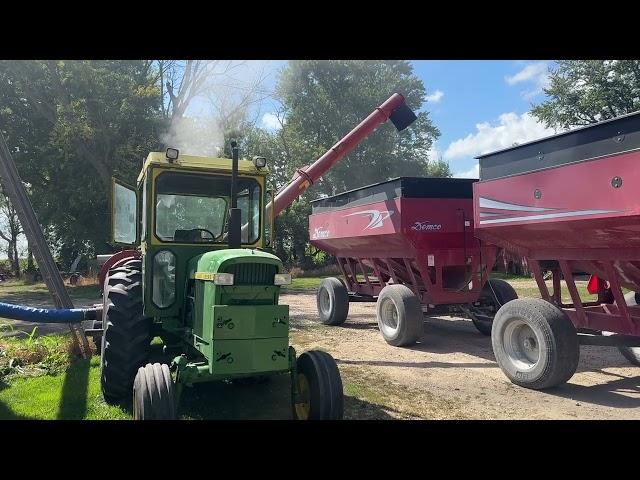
[491,298,579,390]
[133,363,177,420]
[317,277,350,326]
[618,292,640,366]
[376,284,423,347]
[293,350,343,420]
[100,260,152,403]
[473,278,518,336]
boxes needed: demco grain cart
[308,177,517,346]
[474,111,640,389]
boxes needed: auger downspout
[265,92,416,221]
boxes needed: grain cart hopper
[309,177,517,346]
[97,93,418,419]
[474,111,640,390]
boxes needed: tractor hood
[188,248,283,278]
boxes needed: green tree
[532,60,640,129]
[0,60,163,265]
[275,60,446,195]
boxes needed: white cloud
[426,90,444,103]
[505,62,550,99]
[261,112,282,130]
[443,112,557,161]
[454,163,479,179]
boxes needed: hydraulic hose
[0,302,98,323]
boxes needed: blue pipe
[0,302,97,323]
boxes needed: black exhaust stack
[228,140,241,249]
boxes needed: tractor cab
[111,149,279,321]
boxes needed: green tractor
[100,143,343,420]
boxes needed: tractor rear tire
[618,292,640,366]
[376,284,423,347]
[100,259,152,403]
[473,278,519,336]
[292,350,343,420]
[133,363,177,420]
[317,277,350,326]
[491,298,579,390]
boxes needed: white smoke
[162,116,224,157]
[161,60,274,158]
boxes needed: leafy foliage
[532,60,640,129]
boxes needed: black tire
[133,363,177,420]
[618,292,640,366]
[316,277,349,326]
[473,278,519,336]
[491,298,579,390]
[100,260,152,403]
[292,350,343,420]
[376,284,423,347]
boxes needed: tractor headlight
[213,273,234,286]
[152,250,176,308]
[274,273,292,286]
[253,156,267,169]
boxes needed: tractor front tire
[317,277,350,326]
[376,284,423,347]
[473,278,518,336]
[100,259,152,403]
[133,363,177,420]
[293,350,343,420]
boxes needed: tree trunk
[27,243,34,270]
[12,240,19,278]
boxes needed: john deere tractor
[101,143,343,420]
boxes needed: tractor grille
[225,263,277,285]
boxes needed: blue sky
[253,60,559,178]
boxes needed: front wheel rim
[379,297,399,335]
[319,287,332,316]
[294,373,311,420]
[502,317,540,371]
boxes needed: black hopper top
[311,177,477,214]
[477,111,640,181]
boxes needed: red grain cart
[309,177,516,346]
[474,111,640,389]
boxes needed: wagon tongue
[389,101,418,131]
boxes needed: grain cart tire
[473,278,518,336]
[376,284,423,347]
[491,298,579,390]
[133,363,177,420]
[100,262,152,403]
[293,350,343,420]
[317,277,350,326]
[617,292,640,366]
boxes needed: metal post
[0,132,90,358]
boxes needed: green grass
[0,356,129,420]
[288,277,324,291]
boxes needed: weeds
[0,329,72,381]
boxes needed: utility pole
[0,131,90,358]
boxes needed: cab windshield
[154,171,261,244]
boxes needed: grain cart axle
[96,93,415,419]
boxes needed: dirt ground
[3,287,639,419]
[284,292,640,420]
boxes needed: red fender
[98,249,141,289]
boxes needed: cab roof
[137,152,269,184]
